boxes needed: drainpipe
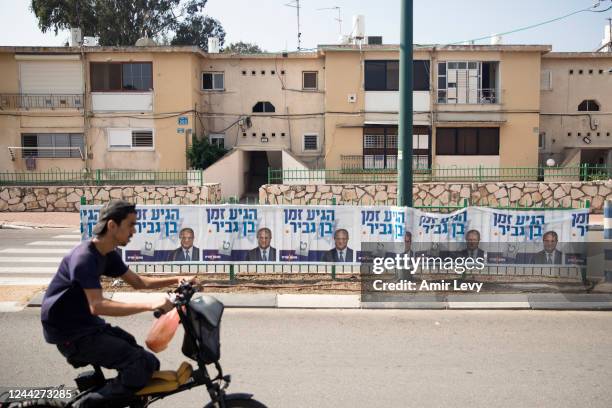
[80,46,90,171]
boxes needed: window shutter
[132,131,153,147]
[304,135,318,151]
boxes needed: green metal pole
[331,196,337,280]
[398,0,414,207]
[229,264,235,283]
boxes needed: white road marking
[0,302,24,312]
[53,235,82,239]
[0,267,58,273]
[0,249,69,254]
[0,257,63,263]
[0,277,51,285]
[26,241,79,246]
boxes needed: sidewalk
[18,291,612,311]
[0,212,80,229]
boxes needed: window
[303,134,318,151]
[364,60,429,91]
[363,126,397,169]
[21,133,84,158]
[539,132,545,150]
[436,128,499,155]
[202,72,224,91]
[437,61,498,104]
[541,70,552,90]
[91,62,152,91]
[365,60,398,90]
[108,129,154,150]
[413,60,430,91]
[209,133,225,148]
[578,100,600,112]
[302,71,318,90]
[252,101,275,113]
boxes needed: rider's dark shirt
[41,240,128,344]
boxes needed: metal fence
[83,196,588,280]
[0,169,205,186]
[269,164,612,184]
[0,93,83,110]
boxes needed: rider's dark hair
[97,204,137,236]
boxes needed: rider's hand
[176,275,198,286]
[151,297,173,313]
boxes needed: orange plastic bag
[146,308,180,353]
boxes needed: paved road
[0,228,80,285]
[0,308,610,407]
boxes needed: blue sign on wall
[178,116,188,125]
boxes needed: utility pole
[285,0,302,51]
[398,0,414,207]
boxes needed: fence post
[331,197,337,281]
[478,165,483,183]
[229,264,236,284]
[95,169,101,186]
[603,201,612,283]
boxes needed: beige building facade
[540,52,612,168]
[322,44,549,172]
[0,46,205,173]
[4,43,610,199]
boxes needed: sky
[0,0,611,52]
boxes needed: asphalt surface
[0,308,611,408]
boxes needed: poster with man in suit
[168,227,200,262]
[246,227,277,262]
[322,228,354,263]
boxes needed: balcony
[341,155,429,172]
[0,94,83,110]
[437,88,498,105]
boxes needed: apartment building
[539,52,612,168]
[8,42,607,198]
[0,46,203,173]
[321,44,550,172]
[196,52,325,196]
[0,45,326,197]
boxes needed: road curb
[19,290,612,311]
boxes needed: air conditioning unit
[367,36,383,45]
[83,36,99,46]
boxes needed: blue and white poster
[80,204,589,266]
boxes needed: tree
[171,15,225,51]
[223,41,264,54]
[187,136,227,170]
[31,0,225,48]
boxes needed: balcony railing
[341,155,429,172]
[0,94,84,110]
[437,88,498,104]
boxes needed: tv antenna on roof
[317,6,342,36]
[285,0,302,51]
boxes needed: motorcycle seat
[135,361,193,396]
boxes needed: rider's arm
[84,288,168,316]
[120,269,181,290]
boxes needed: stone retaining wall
[260,180,612,212]
[0,184,222,212]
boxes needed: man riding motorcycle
[41,200,195,407]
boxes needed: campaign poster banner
[79,205,589,265]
